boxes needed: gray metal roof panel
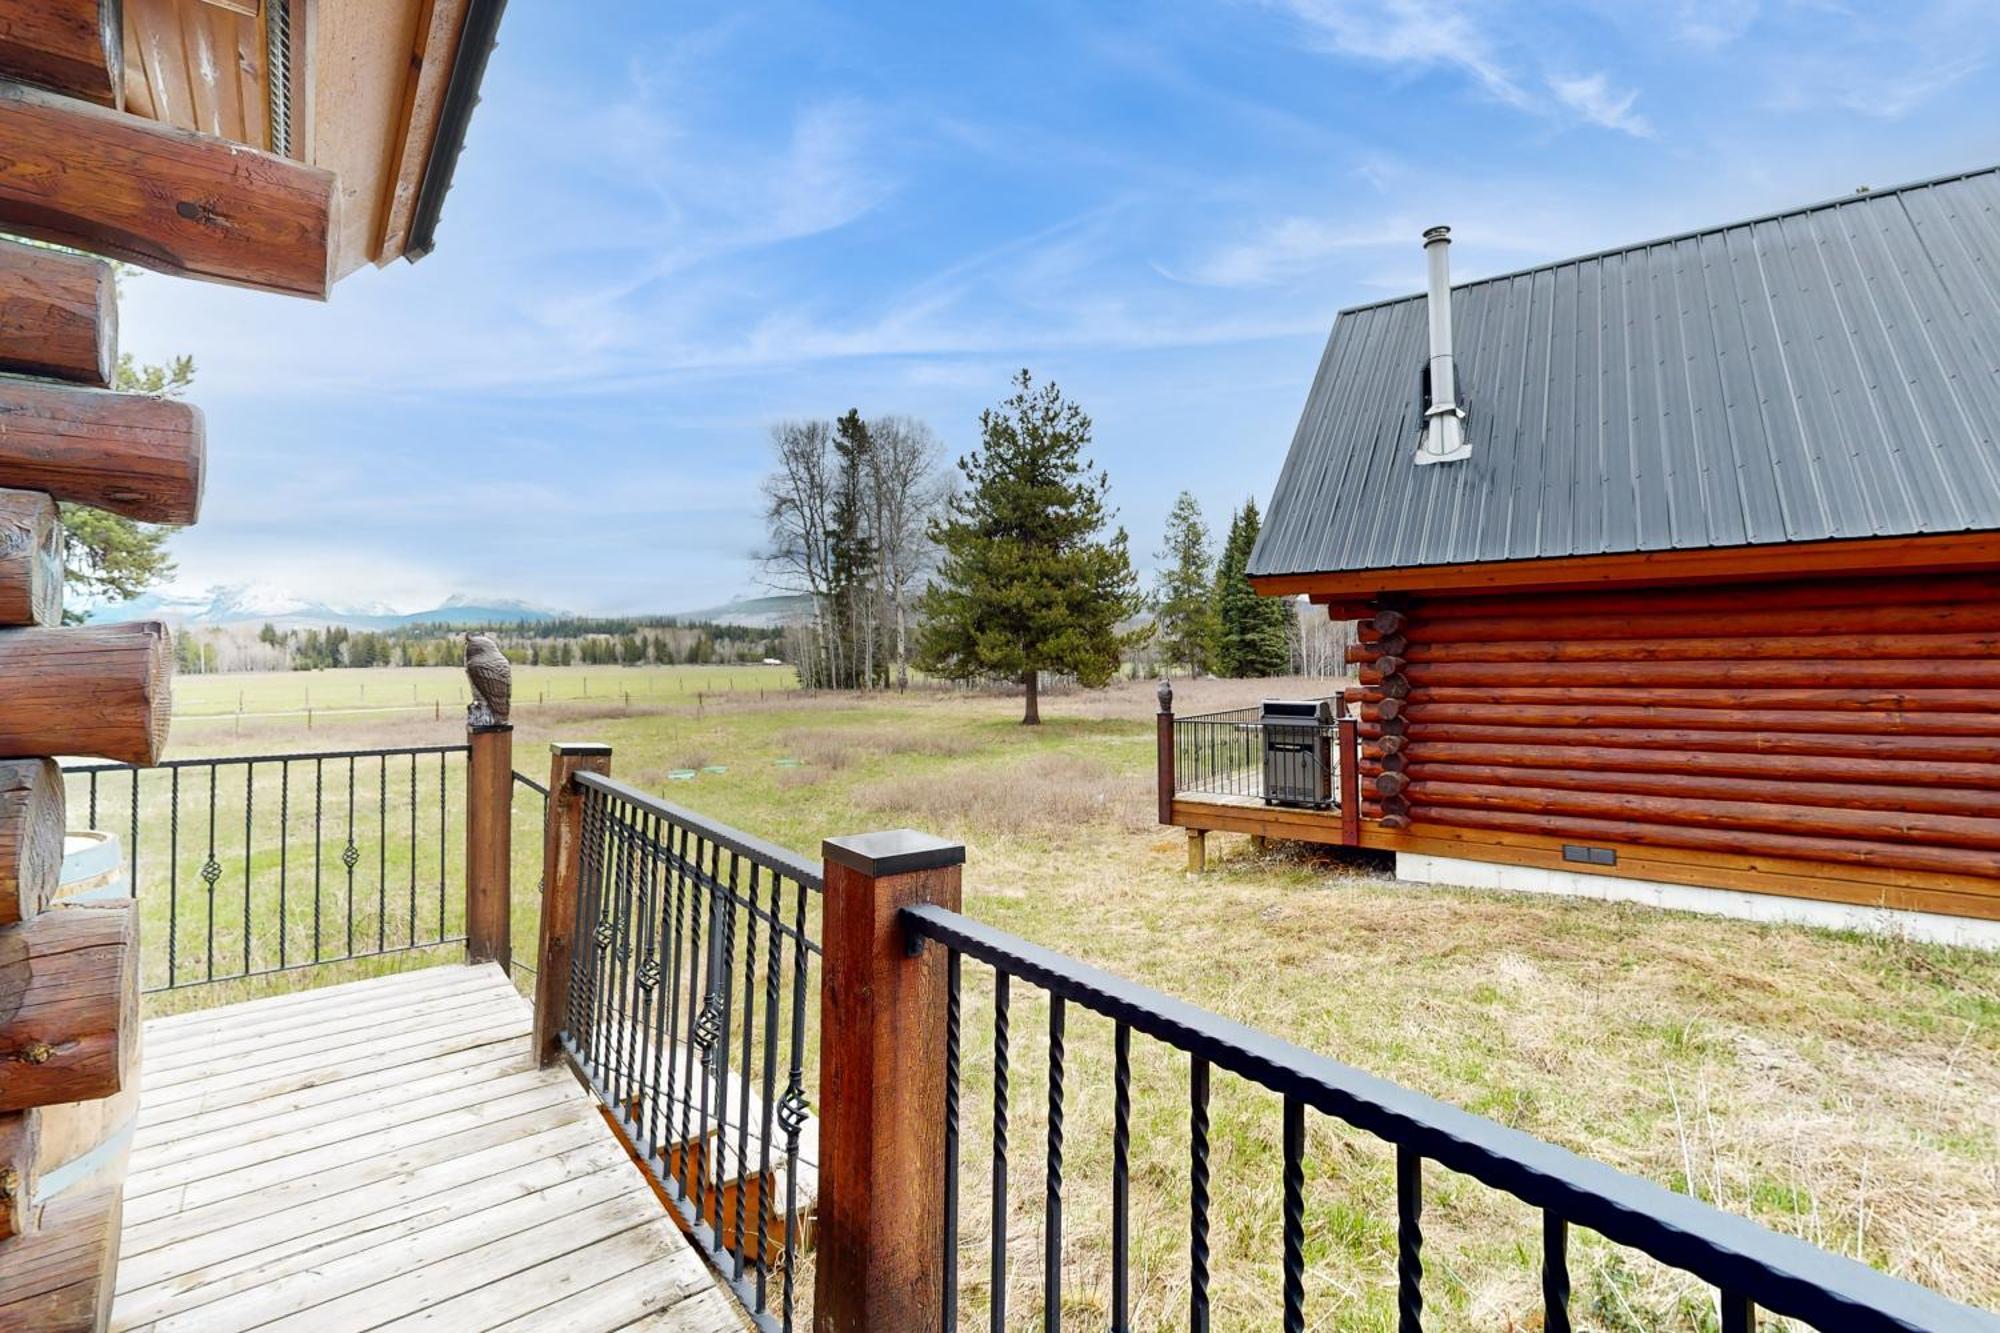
[1248,165,2000,579]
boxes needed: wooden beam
[0,758,63,927]
[0,0,121,107]
[0,380,203,525]
[0,488,62,625]
[0,79,337,298]
[0,623,173,765]
[0,902,138,1113]
[0,1107,37,1240]
[0,1183,121,1332]
[0,238,115,386]
[464,724,512,970]
[533,742,611,1066]
[1249,531,2000,599]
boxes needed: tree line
[1150,492,1299,679]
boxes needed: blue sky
[123,0,2000,615]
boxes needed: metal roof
[1248,166,2000,580]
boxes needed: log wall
[1346,571,2000,907]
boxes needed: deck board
[112,964,744,1332]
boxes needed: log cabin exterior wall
[1339,567,2000,918]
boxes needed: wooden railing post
[814,829,966,1333]
[1156,678,1175,826]
[1339,716,1361,845]
[465,721,513,969]
[532,741,611,1067]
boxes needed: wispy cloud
[1548,71,1652,136]
[1260,0,1533,107]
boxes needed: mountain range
[81,583,812,630]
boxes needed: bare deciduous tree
[865,415,947,690]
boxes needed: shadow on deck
[111,965,745,1332]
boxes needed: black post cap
[823,830,966,878]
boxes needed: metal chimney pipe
[1416,224,1469,465]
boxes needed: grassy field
[115,667,2000,1330]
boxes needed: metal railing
[558,771,821,1331]
[64,745,468,993]
[1173,703,1345,806]
[902,903,2000,1333]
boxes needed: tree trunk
[895,595,909,692]
[1022,669,1039,725]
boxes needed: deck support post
[1156,679,1175,826]
[532,741,611,1067]
[1339,716,1361,845]
[814,829,965,1333]
[1186,828,1206,873]
[465,722,513,970]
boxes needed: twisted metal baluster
[942,948,961,1327]
[312,759,323,963]
[1543,1213,1571,1333]
[708,847,739,1236]
[991,971,1011,1333]
[666,820,693,1189]
[755,862,785,1313]
[344,757,357,958]
[778,872,812,1329]
[407,752,417,947]
[438,751,448,941]
[732,857,760,1279]
[1720,1292,1756,1333]
[203,765,219,982]
[376,753,387,954]
[1283,1096,1305,1333]
[1112,1022,1131,1333]
[1190,1054,1210,1333]
[1397,1147,1423,1333]
[636,811,664,1161]
[1045,994,1065,1332]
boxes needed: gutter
[404,0,510,262]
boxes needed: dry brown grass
[855,751,1156,839]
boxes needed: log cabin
[0,2,507,1326]
[1166,165,2000,947]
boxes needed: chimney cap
[1423,224,1451,244]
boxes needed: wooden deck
[110,964,746,1332]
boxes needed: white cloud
[1548,71,1653,136]
[1261,0,1535,108]
[1669,0,1759,49]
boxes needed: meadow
[91,665,2000,1330]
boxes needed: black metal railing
[63,745,469,994]
[558,772,821,1332]
[903,903,2000,1333]
[509,769,551,987]
[1174,704,1344,806]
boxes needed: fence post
[814,829,966,1333]
[465,719,513,969]
[1156,678,1175,826]
[1339,716,1361,845]
[532,741,611,1067]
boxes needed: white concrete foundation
[1396,852,2000,951]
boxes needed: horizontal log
[0,238,114,385]
[1397,764,2000,819]
[1409,781,2000,853]
[1413,573,2000,624]
[1364,659,2000,690]
[1412,807,2000,882]
[1364,741,2000,791]
[0,901,136,1112]
[0,1183,120,1332]
[0,79,337,298]
[1372,609,1406,635]
[1399,702,1998,739]
[0,758,62,926]
[0,1107,36,1239]
[1409,602,2000,645]
[0,379,204,524]
[0,0,120,106]
[1360,721,2000,765]
[1401,631,2000,664]
[0,488,61,625]
[1358,685,2000,713]
[0,623,172,764]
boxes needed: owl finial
[465,633,512,729]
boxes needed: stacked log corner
[0,202,165,1331]
[1347,571,2000,913]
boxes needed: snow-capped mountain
[83,583,564,629]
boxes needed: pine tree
[917,370,1142,724]
[1152,491,1215,676]
[828,410,876,687]
[1212,498,1291,677]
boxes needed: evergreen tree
[917,370,1142,724]
[828,410,876,687]
[1212,498,1291,677]
[1152,491,1215,676]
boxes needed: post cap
[549,741,613,755]
[823,830,966,878]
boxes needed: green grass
[117,668,2000,1329]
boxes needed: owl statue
[464,633,512,729]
